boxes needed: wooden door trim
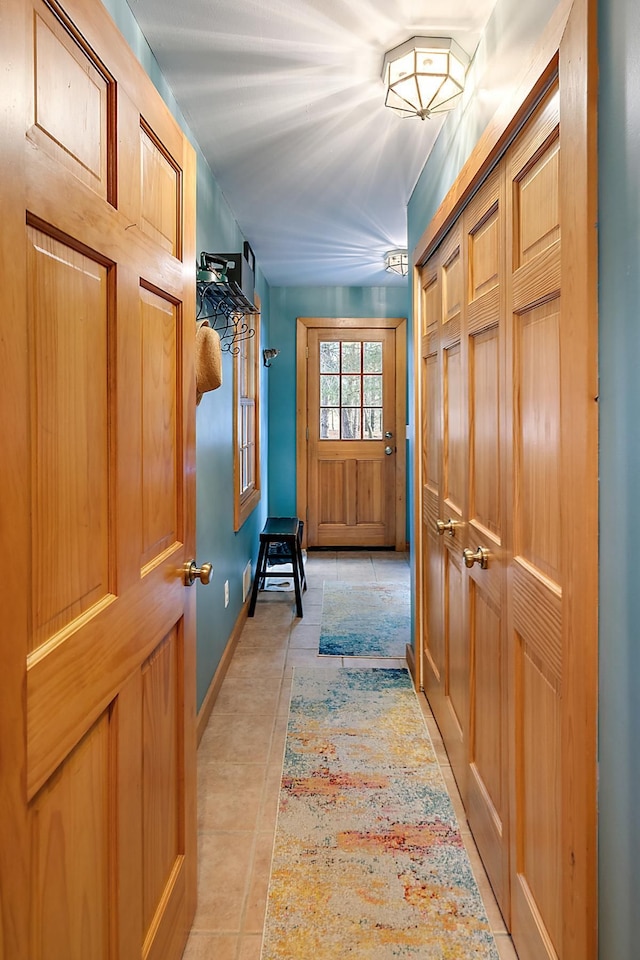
[558,0,598,953]
[296,316,407,551]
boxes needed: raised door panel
[142,629,182,939]
[30,714,110,960]
[463,162,509,922]
[420,258,445,701]
[28,2,112,198]
[140,285,180,571]
[507,84,563,960]
[318,460,348,525]
[140,123,181,257]
[443,343,464,516]
[27,227,112,655]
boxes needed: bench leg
[290,538,303,618]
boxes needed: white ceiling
[126,0,498,286]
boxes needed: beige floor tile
[303,586,324,602]
[199,714,275,764]
[243,830,276,932]
[198,761,267,832]
[258,762,284,834]
[298,606,323,625]
[193,832,254,931]
[285,648,325,668]
[182,932,238,960]
[238,934,263,960]
[226,647,287,679]
[288,623,321,648]
[212,677,282,715]
[268,715,289,763]
[336,564,375,580]
[237,629,290,650]
[276,679,293,715]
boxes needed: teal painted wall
[267,286,409,518]
[598,0,640,954]
[99,0,270,710]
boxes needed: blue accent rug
[261,668,499,959]
[319,582,410,657]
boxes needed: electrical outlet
[224,579,229,608]
[242,561,252,602]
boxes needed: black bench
[248,517,306,618]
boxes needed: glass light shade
[384,249,409,276]
[382,37,469,120]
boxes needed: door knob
[463,546,489,569]
[183,559,213,586]
[385,445,393,455]
[435,518,458,537]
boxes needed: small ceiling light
[382,36,469,120]
[384,249,409,276]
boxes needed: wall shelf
[196,253,259,355]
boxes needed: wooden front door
[0,1,197,958]
[299,320,406,549]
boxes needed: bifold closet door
[462,165,510,922]
[505,84,564,960]
[420,225,470,798]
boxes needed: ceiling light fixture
[382,36,469,120]
[384,249,409,276]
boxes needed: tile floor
[183,550,517,960]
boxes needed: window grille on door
[319,340,383,440]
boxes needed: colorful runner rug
[318,582,410,657]
[261,668,499,959]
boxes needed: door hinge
[305,346,309,359]
[306,427,309,440]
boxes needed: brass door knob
[435,518,458,537]
[463,546,489,569]
[183,560,213,586]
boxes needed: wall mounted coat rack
[196,252,259,356]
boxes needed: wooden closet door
[505,84,563,960]
[421,225,470,795]
[462,166,510,920]
[0,1,197,957]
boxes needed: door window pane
[320,375,340,406]
[364,341,383,373]
[341,408,361,439]
[320,341,340,373]
[364,408,383,439]
[341,341,361,373]
[341,375,361,407]
[320,408,340,439]
[363,375,382,406]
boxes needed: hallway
[184,551,517,959]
